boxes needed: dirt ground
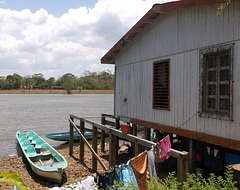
[0,142,131,190]
[0,89,114,94]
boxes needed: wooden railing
[69,113,189,182]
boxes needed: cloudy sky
[0,0,173,79]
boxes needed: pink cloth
[159,135,171,163]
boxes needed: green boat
[16,130,68,183]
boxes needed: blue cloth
[118,161,139,189]
[98,168,120,190]
[225,152,240,165]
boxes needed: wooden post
[109,132,117,168]
[189,139,196,173]
[80,120,85,163]
[69,116,74,155]
[115,119,120,156]
[132,124,137,155]
[92,125,98,172]
[101,114,106,152]
[177,153,189,183]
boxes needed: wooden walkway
[69,114,189,182]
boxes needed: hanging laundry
[158,135,171,163]
[203,145,225,172]
[130,151,148,190]
[49,176,97,190]
[97,168,120,190]
[147,148,157,179]
[153,142,161,163]
[118,160,139,189]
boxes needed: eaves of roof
[100,0,229,64]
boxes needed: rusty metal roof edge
[100,0,231,65]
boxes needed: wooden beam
[131,118,240,151]
[69,118,107,171]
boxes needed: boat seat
[22,140,31,150]
[35,138,43,149]
[31,135,39,144]
[40,143,51,156]
[28,132,34,141]
[18,132,25,139]
[20,136,28,145]
[26,145,37,158]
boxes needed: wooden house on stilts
[101,0,240,175]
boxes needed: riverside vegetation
[1,166,237,190]
[0,70,114,94]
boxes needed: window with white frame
[199,44,233,120]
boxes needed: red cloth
[159,135,171,163]
[130,151,148,190]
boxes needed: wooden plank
[69,117,74,156]
[80,120,85,163]
[92,125,98,172]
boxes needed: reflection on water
[0,94,114,158]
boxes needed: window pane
[208,71,216,81]
[220,70,229,81]
[207,56,217,68]
[220,99,229,111]
[220,54,229,67]
[220,84,229,95]
[208,85,216,95]
[208,98,216,109]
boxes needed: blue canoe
[16,130,68,183]
[45,126,144,142]
[45,130,105,142]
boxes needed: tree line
[0,70,114,94]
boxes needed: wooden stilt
[115,119,120,156]
[92,125,98,172]
[80,120,85,163]
[109,132,117,168]
[101,114,106,152]
[189,139,196,173]
[69,117,74,155]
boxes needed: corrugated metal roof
[100,0,231,64]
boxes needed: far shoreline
[0,89,114,94]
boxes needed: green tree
[59,73,76,94]
[32,73,45,88]
[217,0,231,15]
[45,77,56,89]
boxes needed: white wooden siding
[114,2,240,141]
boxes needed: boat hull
[16,130,68,183]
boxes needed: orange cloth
[130,151,148,190]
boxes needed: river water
[0,94,114,158]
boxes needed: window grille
[199,44,233,120]
[153,60,170,110]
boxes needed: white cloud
[0,0,172,79]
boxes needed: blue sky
[0,0,98,17]
[0,0,173,79]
